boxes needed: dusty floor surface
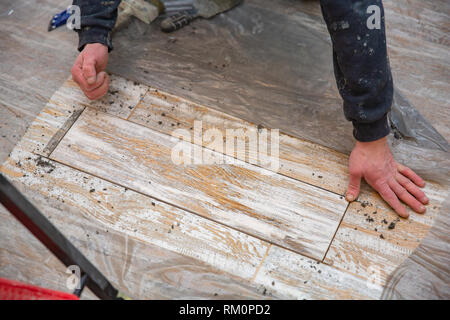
[0,0,449,299]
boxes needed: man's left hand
[346,137,428,218]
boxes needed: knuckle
[407,182,421,194]
[349,168,361,178]
[404,181,414,189]
[71,67,79,79]
[374,180,386,190]
[397,188,407,197]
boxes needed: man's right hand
[71,43,109,100]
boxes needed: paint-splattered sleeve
[73,0,121,52]
[320,0,393,142]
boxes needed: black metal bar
[73,273,88,297]
[0,173,121,300]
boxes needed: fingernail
[419,205,426,213]
[87,76,96,84]
[346,194,355,202]
[422,196,429,203]
[399,206,408,217]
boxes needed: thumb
[346,171,361,202]
[82,56,97,85]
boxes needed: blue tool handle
[48,9,71,31]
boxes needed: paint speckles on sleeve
[320,0,393,142]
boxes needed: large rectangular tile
[128,88,349,195]
[50,107,348,260]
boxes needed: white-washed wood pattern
[2,149,376,300]
[2,0,449,300]
[1,149,269,281]
[50,107,348,260]
[128,88,349,195]
[0,188,269,300]
[58,75,148,120]
[252,245,383,300]
[0,205,97,300]
[324,181,448,286]
[15,75,147,157]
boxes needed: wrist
[84,43,108,53]
[77,27,113,52]
[355,136,388,149]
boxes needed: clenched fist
[71,43,109,100]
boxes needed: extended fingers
[389,179,426,214]
[398,164,425,187]
[396,173,428,205]
[375,182,408,218]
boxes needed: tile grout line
[45,106,86,158]
[321,200,351,264]
[9,76,348,264]
[36,75,349,199]
[87,105,348,199]
[37,152,326,263]
[5,96,346,265]
[125,87,150,121]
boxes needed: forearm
[73,0,121,51]
[320,0,393,142]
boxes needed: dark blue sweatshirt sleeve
[320,0,393,142]
[72,0,121,52]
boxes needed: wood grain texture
[108,0,450,154]
[2,0,449,300]
[324,181,448,286]
[0,205,97,300]
[0,0,78,163]
[252,245,383,300]
[3,72,446,299]
[1,148,269,281]
[0,179,270,300]
[14,76,147,157]
[128,88,349,195]
[2,148,376,300]
[384,1,450,141]
[50,107,348,260]
[382,195,450,299]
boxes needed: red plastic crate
[0,277,79,300]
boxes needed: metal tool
[161,0,195,13]
[0,173,126,300]
[160,0,243,32]
[47,8,71,31]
